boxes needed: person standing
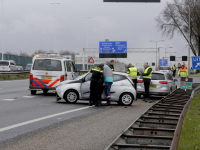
[183,62,187,69]
[127,63,139,91]
[178,63,181,71]
[178,65,188,78]
[141,62,152,102]
[172,64,176,77]
[89,65,104,107]
[109,60,115,71]
[104,64,113,106]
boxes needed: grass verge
[177,92,200,150]
[0,74,30,80]
[189,73,200,77]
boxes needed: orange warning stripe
[48,79,60,87]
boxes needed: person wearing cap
[178,65,188,78]
[141,62,152,102]
[127,63,139,92]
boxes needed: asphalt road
[0,77,199,150]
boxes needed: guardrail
[105,84,200,150]
[0,71,30,76]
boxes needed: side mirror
[173,79,178,82]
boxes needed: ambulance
[29,53,78,95]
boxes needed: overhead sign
[180,77,193,90]
[160,59,168,66]
[99,41,127,58]
[103,0,160,2]
[88,57,94,63]
[192,56,200,69]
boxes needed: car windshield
[33,59,62,71]
[160,67,169,70]
[140,73,165,80]
[0,61,9,66]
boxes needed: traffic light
[182,56,187,61]
[170,56,175,61]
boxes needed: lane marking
[0,106,93,132]
[2,99,16,101]
[23,96,35,98]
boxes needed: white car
[56,72,136,106]
[159,66,173,74]
[0,60,18,72]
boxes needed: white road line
[0,106,93,132]
[2,99,16,101]
[23,96,35,98]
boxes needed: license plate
[42,76,52,79]
[2,68,5,69]
[150,85,157,88]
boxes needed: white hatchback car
[0,60,18,72]
[56,72,136,106]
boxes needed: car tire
[119,93,134,106]
[43,90,48,95]
[31,90,37,95]
[64,90,78,103]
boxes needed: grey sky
[0,0,188,58]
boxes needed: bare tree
[19,51,30,57]
[156,0,200,56]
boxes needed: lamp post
[149,40,165,70]
[83,17,91,48]
[171,4,191,74]
[1,0,4,60]
[164,47,173,57]
[51,1,60,52]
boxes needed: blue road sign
[99,41,127,53]
[159,59,168,66]
[192,56,200,69]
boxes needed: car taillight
[30,73,33,80]
[159,67,160,70]
[60,75,65,82]
[159,81,168,84]
[9,65,10,68]
[138,80,143,83]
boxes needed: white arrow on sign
[124,50,127,52]
[113,50,115,52]
[195,63,200,68]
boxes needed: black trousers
[90,81,99,103]
[144,81,150,99]
[132,79,137,92]
[173,70,176,77]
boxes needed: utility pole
[1,0,4,60]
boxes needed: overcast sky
[0,0,188,60]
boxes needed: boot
[107,100,110,106]
[95,101,100,107]
[88,101,93,106]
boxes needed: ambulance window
[71,61,76,71]
[33,59,62,71]
[65,61,71,72]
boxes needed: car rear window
[140,73,165,80]
[160,67,169,70]
[33,59,62,71]
[0,61,9,66]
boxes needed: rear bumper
[29,85,55,90]
[137,86,169,96]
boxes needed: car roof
[153,71,167,74]
[113,71,128,76]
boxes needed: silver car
[159,66,173,75]
[56,72,136,106]
[137,71,177,98]
[0,60,18,72]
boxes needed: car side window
[65,61,71,72]
[113,74,125,82]
[168,74,173,80]
[85,73,92,82]
[10,62,14,65]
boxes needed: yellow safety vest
[91,67,103,73]
[143,67,152,79]
[172,65,176,70]
[178,69,188,77]
[127,67,138,79]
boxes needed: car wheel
[120,93,134,106]
[31,90,37,95]
[64,90,78,103]
[43,90,48,95]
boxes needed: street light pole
[51,1,60,52]
[1,0,4,60]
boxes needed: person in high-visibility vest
[183,62,187,69]
[172,64,176,77]
[127,64,139,91]
[141,62,152,102]
[178,65,188,78]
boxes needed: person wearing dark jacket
[109,60,115,71]
[89,64,104,107]
[141,62,152,102]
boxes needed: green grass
[177,92,200,150]
[189,73,200,77]
[0,74,30,80]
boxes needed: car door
[110,74,126,100]
[81,73,92,99]
[64,61,73,80]
[10,62,15,71]
[70,61,78,79]
[166,73,175,91]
